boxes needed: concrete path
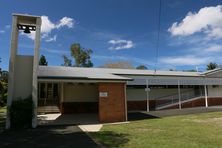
[38,113,99,125]
[38,113,103,132]
[0,125,100,148]
[79,124,103,132]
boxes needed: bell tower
[6,14,42,129]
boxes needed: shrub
[10,96,33,129]
[0,81,7,106]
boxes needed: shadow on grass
[90,131,129,148]
[0,125,99,148]
[128,112,159,121]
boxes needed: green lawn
[90,112,222,148]
[0,106,6,113]
[0,106,6,131]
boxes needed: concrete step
[38,106,60,113]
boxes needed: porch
[37,80,127,125]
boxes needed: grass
[0,106,6,131]
[90,111,222,148]
[0,106,6,113]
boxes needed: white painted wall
[14,55,33,99]
[63,83,98,102]
[208,85,222,97]
[126,88,193,101]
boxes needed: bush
[0,81,7,106]
[10,96,33,129]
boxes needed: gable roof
[202,68,222,75]
[38,66,132,81]
[38,66,207,80]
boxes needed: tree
[100,61,134,69]
[39,55,48,66]
[0,71,8,83]
[207,62,217,70]
[0,58,7,106]
[0,58,1,77]
[136,65,148,70]
[70,43,93,67]
[183,69,197,72]
[61,55,72,67]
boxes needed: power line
[154,0,162,74]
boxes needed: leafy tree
[100,61,134,69]
[0,58,2,75]
[61,55,72,67]
[136,65,148,70]
[39,55,48,66]
[207,62,217,70]
[0,81,7,106]
[0,58,7,106]
[184,69,197,72]
[1,71,8,83]
[70,43,93,67]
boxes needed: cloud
[24,16,75,42]
[19,44,69,54]
[45,35,57,42]
[56,17,74,28]
[5,25,10,29]
[160,55,212,66]
[168,5,222,39]
[0,25,11,34]
[202,44,222,52]
[108,39,134,50]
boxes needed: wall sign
[99,92,108,97]
[145,88,150,92]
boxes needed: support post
[204,85,208,108]
[61,82,64,102]
[6,15,19,129]
[60,82,64,114]
[124,83,128,121]
[32,17,41,128]
[146,79,150,112]
[178,80,181,110]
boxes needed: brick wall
[98,83,126,123]
[127,100,156,111]
[127,98,222,111]
[60,102,98,114]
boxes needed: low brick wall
[164,97,222,110]
[127,97,222,111]
[127,100,156,111]
[208,97,222,106]
[99,83,126,123]
[60,102,98,114]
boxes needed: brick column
[98,83,126,123]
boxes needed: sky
[1,0,222,71]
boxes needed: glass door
[38,83,59,106]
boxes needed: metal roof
[202,68,222,75]
[38,66,202,78]
[100,68,202,77]
[38,66,132,81]
[38,66,222,85]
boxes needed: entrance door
[38,82,60,113]
[46,83,59,106]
